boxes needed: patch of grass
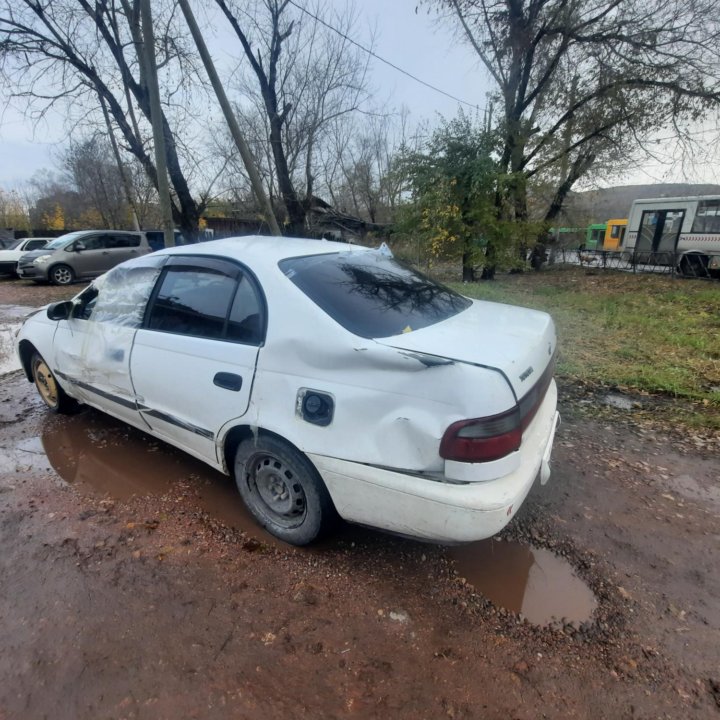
[450,268,720,428]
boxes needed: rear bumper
[310,381,559,543]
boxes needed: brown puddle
[449,539,597,626]
[38,410,287,549]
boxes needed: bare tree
[60,133,165,230]
[62,136,130,228]
[322,110,415,223]
[214,0,373,234]
[430,0,720,225]
[0,188,31,231]
[27,171,89,229]
[0,0,219,238]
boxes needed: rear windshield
[280,251,471,338]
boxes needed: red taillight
[439,407,522,463]
[441,354,556,464]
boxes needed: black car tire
[233,434,337,546]
[49,264,75,285]
[31,352,78,414]
[678,254,708,278]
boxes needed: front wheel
[49,264,75,285]
[31,352,78,414]
[233,435,337,545]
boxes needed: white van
[624,196,720,276]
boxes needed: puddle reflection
[449,539,597,626]
[0,435,54,474]
[40,410,286,548]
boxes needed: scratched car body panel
[16,236,560,546]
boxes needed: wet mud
[14,407,603,610]
[34,408,291,549]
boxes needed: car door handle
[213,372,242,392]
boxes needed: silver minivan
[17,230,151,285]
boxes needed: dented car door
[52,256,166,428]
[130,256,264,463]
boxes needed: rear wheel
[49,264,75,285]
[233,434,337,545]
[678,254,708,278]
[31,352,77,414]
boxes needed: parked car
[15,237,560,545]
[144,229,185,251]
[0,237,52,276]
[16,229,151,285]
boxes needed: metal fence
[547,248,720,280]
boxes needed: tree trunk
[462,242,476,281]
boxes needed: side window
[71,285,99,320]
[227,276,263,344]
[147,268,237,339]
[692,200,720,233]
[706,201,720,233]
[76,235,104,251]
[105,235,124,249]
[27,240,47,250]
[106,234,141,248]
[72,256,166,326]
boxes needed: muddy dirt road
[1,283,719,719]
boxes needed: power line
[651,126,720,143]
[287,0,483,112]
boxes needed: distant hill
[558,183,720,225]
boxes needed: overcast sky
[0,0,718,190]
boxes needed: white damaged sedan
[16,237,560,545]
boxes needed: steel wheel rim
[34,359,58,408]
[53,267,72,284]
[246,453,307,529]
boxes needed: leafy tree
[41,203,65,231]
[399,112,534,280]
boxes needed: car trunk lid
[374,299,556,399]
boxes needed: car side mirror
[74,241,86,252]
[47,301,73,321]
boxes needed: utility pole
[140,0,176,247]
[178,0,282,236]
